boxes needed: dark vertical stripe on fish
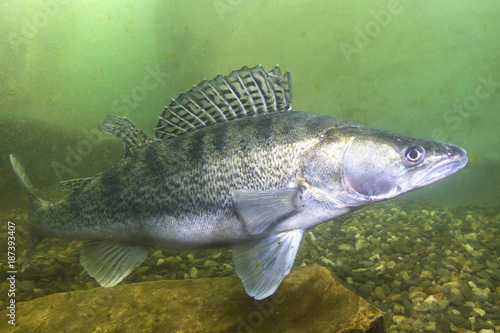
[255,114,275,146]
[210,122,230,156]
[144,144,163,176]
[186,130,205,163]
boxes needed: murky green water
[1,0,499,331]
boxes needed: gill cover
[342,138,405,199]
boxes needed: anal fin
[56,177,92,191]
[233,229,303,300]
[80,241,150,287]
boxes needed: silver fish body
[11,65,468,299]
[33,111,342,246]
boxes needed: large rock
[1,264,384,332]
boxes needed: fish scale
[10,64,467,300]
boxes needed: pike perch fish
[10,65,468,300]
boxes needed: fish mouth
[413,146,468,188]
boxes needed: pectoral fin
[233,229,303,300]
[80,241,150,287]
[231,187,304,235]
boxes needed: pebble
[373,286,385,301]
[392,315,405,325]
[386,261,396,269]
[359,283,373,297]
[437,267,450,277]
[464,232,477,241]
[18,280,34,292]
[471,287,490,302]
[461,282,473,300]
[320,257,335,267]
[355,239,369,251]
[393,303,405,315]
[42,266,57,276]
[222,264,234,275]
[409,291,426,304]
[485,259,499,270]
[424,321,437,331]
[211,252,222,259]
[386,293,402,303]
[449,313,466,326]
[151,250,163,258]
[420,270,433,279]
[33,288,45,296]
[473,307,486,317]
[435,299,449,312]
[338,244,354,251]
[411,318,425,330]
[204,260,218,268]
[189,267,198,279]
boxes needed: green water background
[0,0,498,208]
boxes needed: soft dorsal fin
[99,114,149,157]
[155,64,293,139]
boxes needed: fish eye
[403,145,425,165]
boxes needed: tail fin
[9,154,42,270]
[10,155,37,201]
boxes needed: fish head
[338,126,468,203]
[341,127,467,201]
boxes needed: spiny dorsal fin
[99,115,149,157]
[155,64,293,139]
[56,177,92,191]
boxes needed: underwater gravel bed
[1,202,500,332]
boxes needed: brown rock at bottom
[1,264,384,332]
